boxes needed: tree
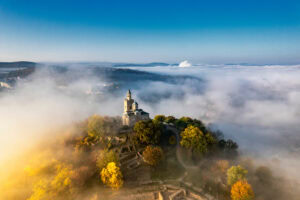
[27,163,75,200]
[153,115,166,123]
[96,149,119,172]
[175,117,207,133]
[87,115,106,138]
[175,117,193,130]
[165,116,176,124]
[231,180,254,200]
[50,164,74,195]
[75,134,99,152]
[227,165,248,186]
[133,120,162,145]
[87,115,120,138]
[180,125,208,154]
[142,146,163,166]
[101,162,123,189]
[27,179,51,200]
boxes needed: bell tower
[122,89,149,126]
[126,89,131,100]
[124,89,134,113]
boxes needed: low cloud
[131,64,300,181]
[178,60,192,67]
[1,63,300,186]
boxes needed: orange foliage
[231,180,254,200]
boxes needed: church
[122,90,150,126]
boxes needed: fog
[0,63,300,192]
[131,64,300,181]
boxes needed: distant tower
[122,89,150,126]
[124,89,134,112]
[126,89,131,99]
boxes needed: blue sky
[0,0,299,64]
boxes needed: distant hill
[113,62,171,67]
[0,61,37,68]
[0,61,37,79]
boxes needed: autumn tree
[50,164,74,195]
[142,146,163,166]
[153,115,166,123]
[133,120,162,145]
[27,163,75,200]
[231,180,254,200]
[101,162,123,189]
[180,125,215,154]
[96,149,119,172]
[227,165,248,186]
[27,179,51,200]
[87,115,120,138]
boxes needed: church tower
[124,89,134,112]
[122,89,150,126]
[126,89,131,100]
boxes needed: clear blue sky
[0,0,299,64]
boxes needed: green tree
[165,116,176,124]
[87,115,105,138]
[101,162,123,189]
[175,117,193,130]
[133,120,162,145]
[142,146,163,166]
[87,115,120,138]
[227,165,248,186]
[153,115,166,123]
[96,149,119,172]
[180,125,208,154]
[175,117,208,133]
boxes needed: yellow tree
[231,180,254,200]
[180,125,208,154]
[101,162,123,189]
[27,163,74,200]
[227,165,248,186]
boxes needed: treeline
[133,115,238,159]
